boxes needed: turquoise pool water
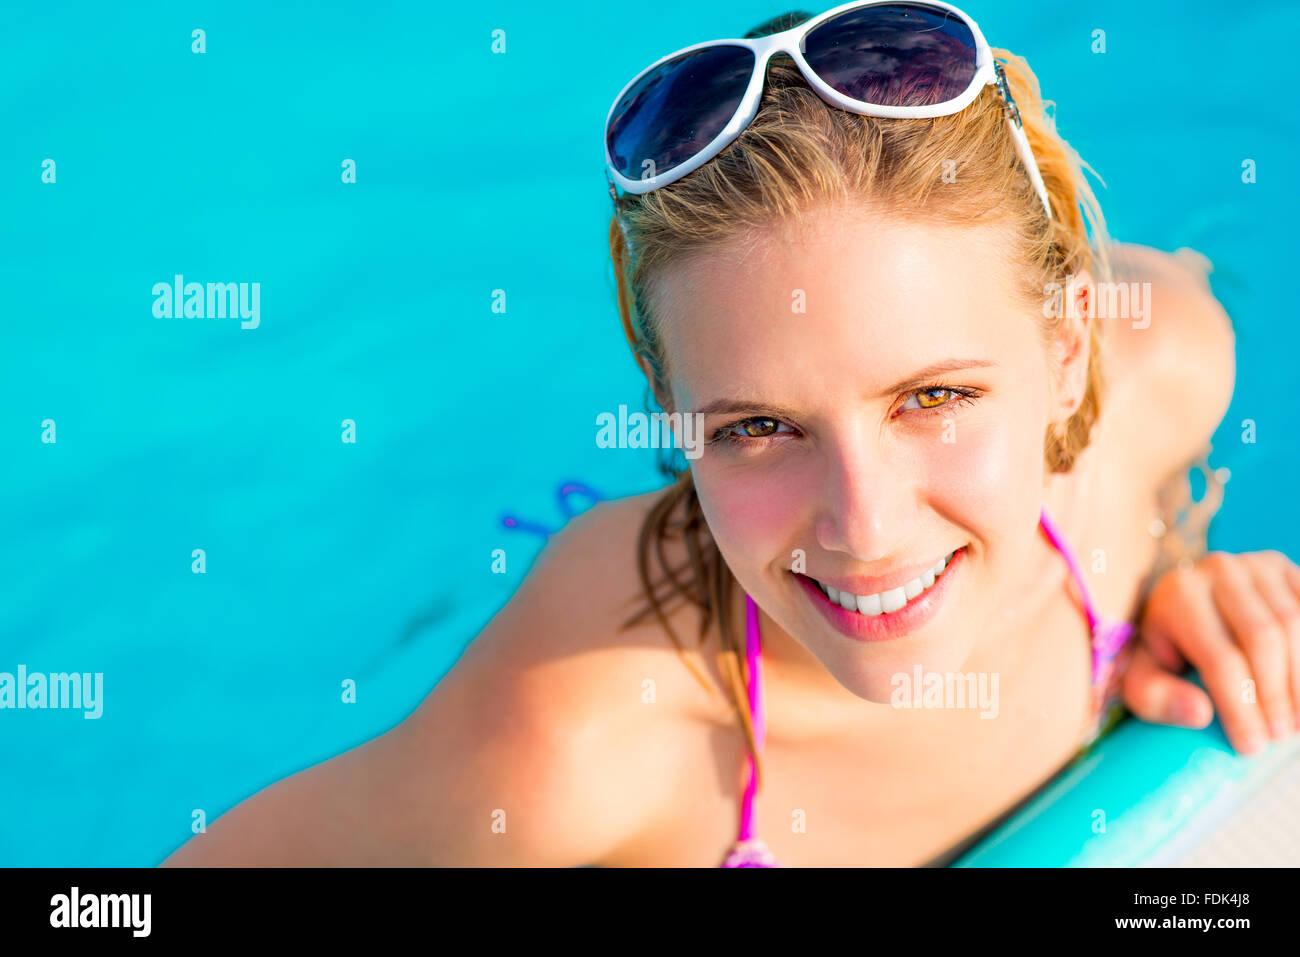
[1,0,1295,865]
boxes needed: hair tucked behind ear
[608,25,1113,790]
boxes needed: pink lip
[794,545,966,642]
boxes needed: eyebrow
[694,358,998,418]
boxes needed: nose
[812,431,918,561]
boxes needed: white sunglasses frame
[604,0,1053,221]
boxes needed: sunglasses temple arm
[1006,116,1053,222]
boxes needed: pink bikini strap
[1038,506,1135,676]
[734,513,1130,851]
[1037,506,1100,635]
[737,593,766,842]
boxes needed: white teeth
[880,587,907,613]
[815,548,958,617]
[857,592,882,616]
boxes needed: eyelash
[707,382,984,449]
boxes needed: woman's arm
[161,502,664,866]
[159,703,454,866]
[1107,245,1300,753]
[1102,242,1236,501]
[158,666,595,866]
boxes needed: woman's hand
[1122,550,1300,755]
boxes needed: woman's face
[652,205,1090,702]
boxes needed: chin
[823,639,980,705]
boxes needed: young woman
[164,2,1300,867]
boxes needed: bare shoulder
[1093,242,1236,492]
[404,487,727,865]
[459,488,725,691]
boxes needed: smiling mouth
[806,547,962,617]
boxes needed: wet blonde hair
[609,15,1113,788]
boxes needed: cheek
[911,403,1046,587]
[690,459,803,564]
[924,413,1042,515]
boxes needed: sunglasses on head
[604,0,1053,221]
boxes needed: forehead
[650,210,1026,407]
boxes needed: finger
[1247,556,1300,736]
[1282,555,1300,596]
[1122,642,1213,728]
[1206,553,1293,741]
[1164,564,1270,755]
[1139,566,1199,673]
[1138,618,1186,674]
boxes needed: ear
[1046,269,1095,427]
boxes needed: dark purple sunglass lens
[607,44,755,184]
[802,2,978,107]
